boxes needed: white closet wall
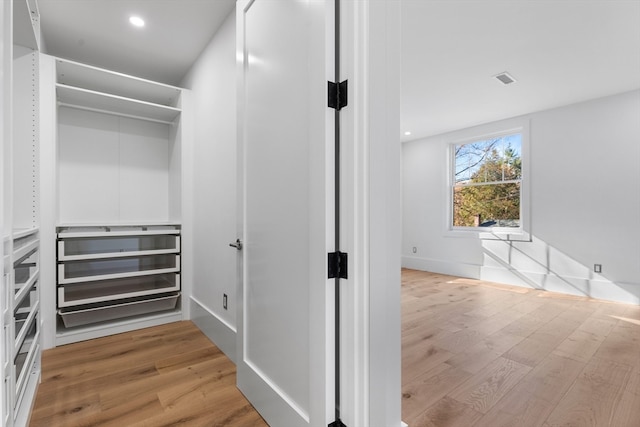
[180,10,237,361]
[57,108,171,223]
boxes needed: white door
[236,1,334,426]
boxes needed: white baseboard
[402,255,480,279]
[481,266,640,305]
[402,256,639,305]
[190,296,237,363]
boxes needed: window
[449,129,526,235]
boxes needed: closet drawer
[14,247,38,280]
[15,320,38,378]
[14,249,39,307]
[58,274,180,307]
[15,327,40,409]
[14,286,38,338]
[58,254,180,284]
[14,300,39,358]
[58,234,180,261]
[58,293,180,328]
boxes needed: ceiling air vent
[494,72,516,85]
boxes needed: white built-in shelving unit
[54,58,181,122]
[2,1,42,426]
[10,229,40,425]
[38,55,188,347]
[55,225,182,344]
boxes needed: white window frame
[444,118,531,241]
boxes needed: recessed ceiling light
[404,131,412,136]
[494,71,516,85]
[129,16,145,28]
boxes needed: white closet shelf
[14,270,38,307]
[58,267,180,285]
[56,58,181,107]
[57,229,180,238]
[57,84,181,124]
[15,306,33,316]
[56,221,180,230]
[12,227,39,240]
[12,239,39,262]
[55,311,182,345]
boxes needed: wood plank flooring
[402,269,640,427]
[29,321,267,427]
[29,270,640,426]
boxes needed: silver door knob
[229,239,243,250]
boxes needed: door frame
[338,1,402,425]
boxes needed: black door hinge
[328,420,348,427]
[328,80,348,110]
[328,251,348,279]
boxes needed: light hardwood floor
[29,270,640,426]
[402,269,640,427]
[29,321,267,427]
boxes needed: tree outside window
[452,133,522,228]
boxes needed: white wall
[57,108,171,224]
[403,90,640,304]
[180,9,238,360]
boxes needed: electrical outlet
[412,246,417,254]
[594,264,602,273]
[223,294,228,310]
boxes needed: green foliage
[453,146,521,228]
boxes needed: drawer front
[58,254,180,284]
[58,293,181,328]
[58,234,180,261]
[58,273,180,307]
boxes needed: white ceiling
[402,0,640,141]
[37,0,236,86]
[36,1,640,141]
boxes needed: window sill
[444,228,531,242]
